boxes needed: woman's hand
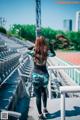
[28,46,34,50]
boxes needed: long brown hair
[34,36,48,65]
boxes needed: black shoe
[38,114,46,120]
[43,109,49,116]
[43,109,49,114]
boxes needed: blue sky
[0,0,80,30]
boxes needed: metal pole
[61,93,65,120]
[48,70,52,99]
[35,0,41,37]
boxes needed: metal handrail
[60,86,80,120]
[1,110,21,120]
[48,65,80,120]
[48,65,80,99]
[48,65,80,70]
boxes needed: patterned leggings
[34,86,48,114]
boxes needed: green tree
[9,24,80,50]
[9,24,36,41]
[0,27,7,34]
[66,31,80,50]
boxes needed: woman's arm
[48,42,56,57]
[27,47,34,57]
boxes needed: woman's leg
[34,87,42,114]
[42,87,48,109]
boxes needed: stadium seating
[0,38,7,52]
[0,51,20,84]
[0,33,34,120]
[18,55,33,82]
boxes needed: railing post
[61,92,65,120]
[48,70,52,99]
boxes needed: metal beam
[35,0,41,37]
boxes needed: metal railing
[53,57,80,85]
[60,86,80,120]
[48,65,80,99]
[0,110,21,120]
[48,65,80,120]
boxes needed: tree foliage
[9,24,80,50]
[9,24,35,41]
[0,27,7,34]
[66,31,80,50]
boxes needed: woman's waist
[34,63,46,68]
[33,64,48,73]
[34,61,46,66]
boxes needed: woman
[28,36,55,120]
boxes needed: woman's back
[34,36,48,66]
[34,45,48,66]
